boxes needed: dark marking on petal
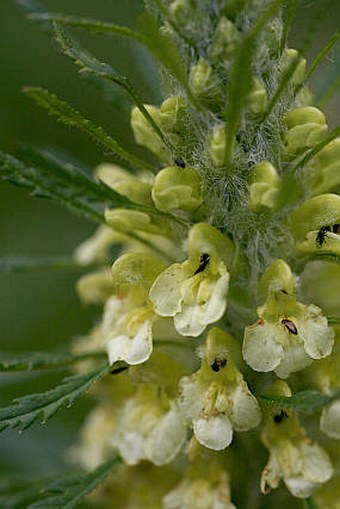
[273,410,288,423]
[281,318,298,335]
[193,253,210,275]
[211,356,227,372]
[333,223,340,234]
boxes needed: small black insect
[211,356,227,372]
[333,223,340,234]
[174,157,186,168]
[316,226,331,247]
[193,253,210,275]
[281,319,298,335]
[273,410,288,424]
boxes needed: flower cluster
[59,1,340,507]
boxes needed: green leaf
[131,14,198,106]
[280,0,299,54]
[303,497,320,509]
[52,24,171,151]
[0,150,104,223]
[328,317,340,326]
[224,0,284,166]
[259,389,340,413]
[0,478,44,509]
[0,351,108,372]
[0,255,105,273]
[27,457,121,509]
[23,86,155,172]
[0,363,110,432]
[305,30,340,81]
[30,12,148,44]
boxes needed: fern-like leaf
[0,363,110,432]
[30,12,148,44]
[0,351,108,372]
[23,87,155,172]
[259,389,340,413]
[0,150,104,223]
[52,24,170,151]
[27,457,121,509]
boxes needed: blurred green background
[0,0,339,505]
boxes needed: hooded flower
[102,252,165,365]
[261,381,333,499]
[243,260,334,378]
[178,328,261,450]
[163,459,237,509]
[110,382,186,466]
[149,223,234,337]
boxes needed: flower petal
[149,263,190,316]
[111,431,145,465]
[284,476,317,499]
[193,414,233,450]
[106,320,153,365]
[274,340,312,379]
[320,400,340,439]
[178,376,204,422]
[228,382,261,431]
[243,321,284,372]
[300,442,333,483]
[145,404,187,465]
[174,269,229,337]
[299,304,334,359]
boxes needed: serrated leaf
[30,12,148,44]
[0,351,107,372]
[0,148,161,225]
[259,389,340,413]
[0,481,44,509]
[0,363,110,432]
[0,150,104,223]
[27,457,121,509]
[23,86,155,172]
[52,24,170,151]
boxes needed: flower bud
[305,137,340,195]
[105,208,167,235]
[247,78,267,116]
[76,269,114,305]
[208,17,240,61]
[207,125,237,167]
[284,106,327,157]
[189,59,221,102]
[131,105,170,162]
[281,48,306,86]
[152,165,202,213]
[248,161,282,212]
[95,163,153,205]
[289,193,340,255]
